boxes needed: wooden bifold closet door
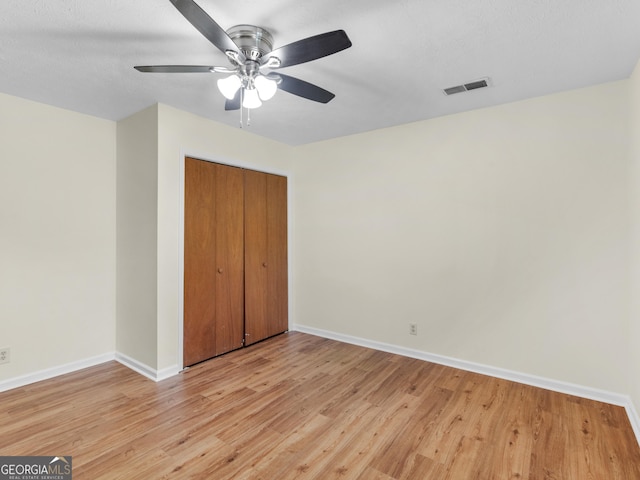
[184,160,244,366]
[244,169,288,346]
[183,158,287,367]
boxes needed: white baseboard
[156,365,181,381]
[0,352,180,393]
[0,352,116,393]
[115,352,180,382]
[626,401,640,447]
[291,323,640,447]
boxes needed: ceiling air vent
[443,78,490,96]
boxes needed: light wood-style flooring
[1,332,639,479]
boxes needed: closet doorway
[183,157,288,367]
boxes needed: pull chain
[237,89,254,129]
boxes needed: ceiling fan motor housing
[227,25,274,61]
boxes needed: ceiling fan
[135,0,352,115]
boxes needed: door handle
[217,268,223,274]
[262,262,268,268]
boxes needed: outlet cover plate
[0,348,10,364]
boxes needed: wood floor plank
[235,411,334,480]
[370,386,453,478]
[468,382,534,479]
[0,332,639,479]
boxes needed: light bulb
[242,87,262,109]
[217,75,241,100]
[255,75,278,101]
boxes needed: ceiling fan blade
[263,30,351,68]
[276,73,335,103]
[134,65,215,73]
[225,90,241,111]
[169,0,242,59]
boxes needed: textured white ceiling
[1,0,639,145]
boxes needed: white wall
[0,72,636,418]
[630,61,640,412]
[116,105,159,368]
[0,93,116,381]
[156,104,293,371]
[294,81,631,393]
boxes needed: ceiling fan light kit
[254,75,278,101]
[242,86,262,109]
[217,74,242,99]
[218,24,279,109]
[134,0,352,127]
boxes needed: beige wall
[630,61,640,410]
[0,93,116,381]
[116,105,159,368]
[114,104,293,372]
[293,81,631,393]
[0,69,637,411]
[156,104,293,370]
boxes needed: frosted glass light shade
[255,75,278,101]
[217,75,241,100]
[242,87,262,109]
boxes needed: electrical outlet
[409,323,418,336]
[0,347,9,364]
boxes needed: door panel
[184,158,218,366]
[214,164,245,355]
[244,170,269,345]
[184,159,244,366]
[244,170,288,345]
[266,173,288,336]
